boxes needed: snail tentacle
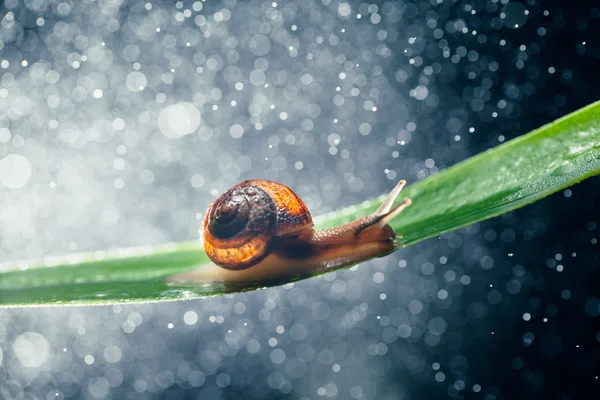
[375,197,412,229]
[376,179,407,215]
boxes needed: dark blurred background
[0,0,598,399]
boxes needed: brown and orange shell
[201,180,313,270]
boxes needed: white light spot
[103,345,122,363]
[112,118,125,130]
[338,3,351,17]
[158,102,201,139]
[229,124,244,139]
[12,332,50,368]
[248,35,271,56]
[126,71,148,92]
[358,123,372,135]
[249,70,266,86]
[184,311,198,325]
[0,127,11,143]
[191,174,205,188]
[0,154,32,189]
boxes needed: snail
[164,179,411,286]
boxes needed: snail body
[165,179,411,286]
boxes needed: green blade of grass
[1,101,600,307]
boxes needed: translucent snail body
[164,179,412,286]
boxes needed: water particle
[12,332,50,368]
[184,311,199,325]
[126,71,148,92]
[0,154,32,189]
[435,372,446,382]
[229,124,244,139]
[158,102,201,139]
[338,3,351,17]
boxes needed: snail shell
[202,180,312,270]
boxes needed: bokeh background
[1,0,599,398]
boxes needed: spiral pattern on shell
[202,180,313,270]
